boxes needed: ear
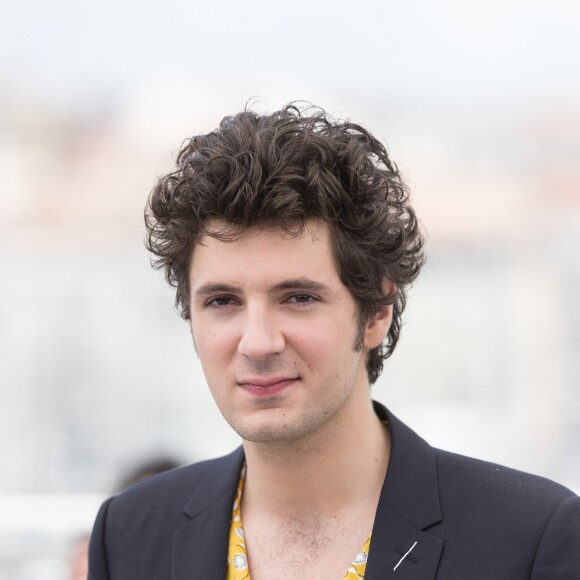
[363,303,393,349]
[363,280,395,350]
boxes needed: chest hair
[245,513,369,580]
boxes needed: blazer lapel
[170,404,443,579]
[365,403,444,580]
[171,447,245,580]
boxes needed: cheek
[288,322,351,365]
[195,324,239,364]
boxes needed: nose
[237,306,285,361]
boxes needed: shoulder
[107,447,243,517]
[434,447,576,505]
[430,449,580,577]
[89,448,244,579]
[94,447,244,542]
[118,452,234,498]
[434,448,579,543]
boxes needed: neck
[241,395,390,518]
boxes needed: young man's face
[188,220,390,444]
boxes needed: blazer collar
[365,401,443,579]
[172,402,443,579]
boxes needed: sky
[2,0,579,113]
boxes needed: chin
[233,413,330,446]
[232,421,292,444]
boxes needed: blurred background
[1,0,579,577]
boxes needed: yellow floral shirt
[227,466,371,579]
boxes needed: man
[89,104,580,579]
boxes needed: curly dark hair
[145,103,424,384]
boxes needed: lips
[238,377,298,397]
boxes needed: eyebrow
[192,278,332,299]
[193,283,239,298]
[271,278,331,294]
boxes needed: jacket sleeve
[88,497,115,580]
[530,494,580,579]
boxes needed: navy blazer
[89,403,580,579]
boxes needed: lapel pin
[393,540,418,571]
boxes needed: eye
[286,293,318,306]
[206,296,239,309]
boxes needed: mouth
[237,377,298,398]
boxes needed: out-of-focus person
[69,535,89,580]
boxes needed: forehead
[189,220,340,286]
